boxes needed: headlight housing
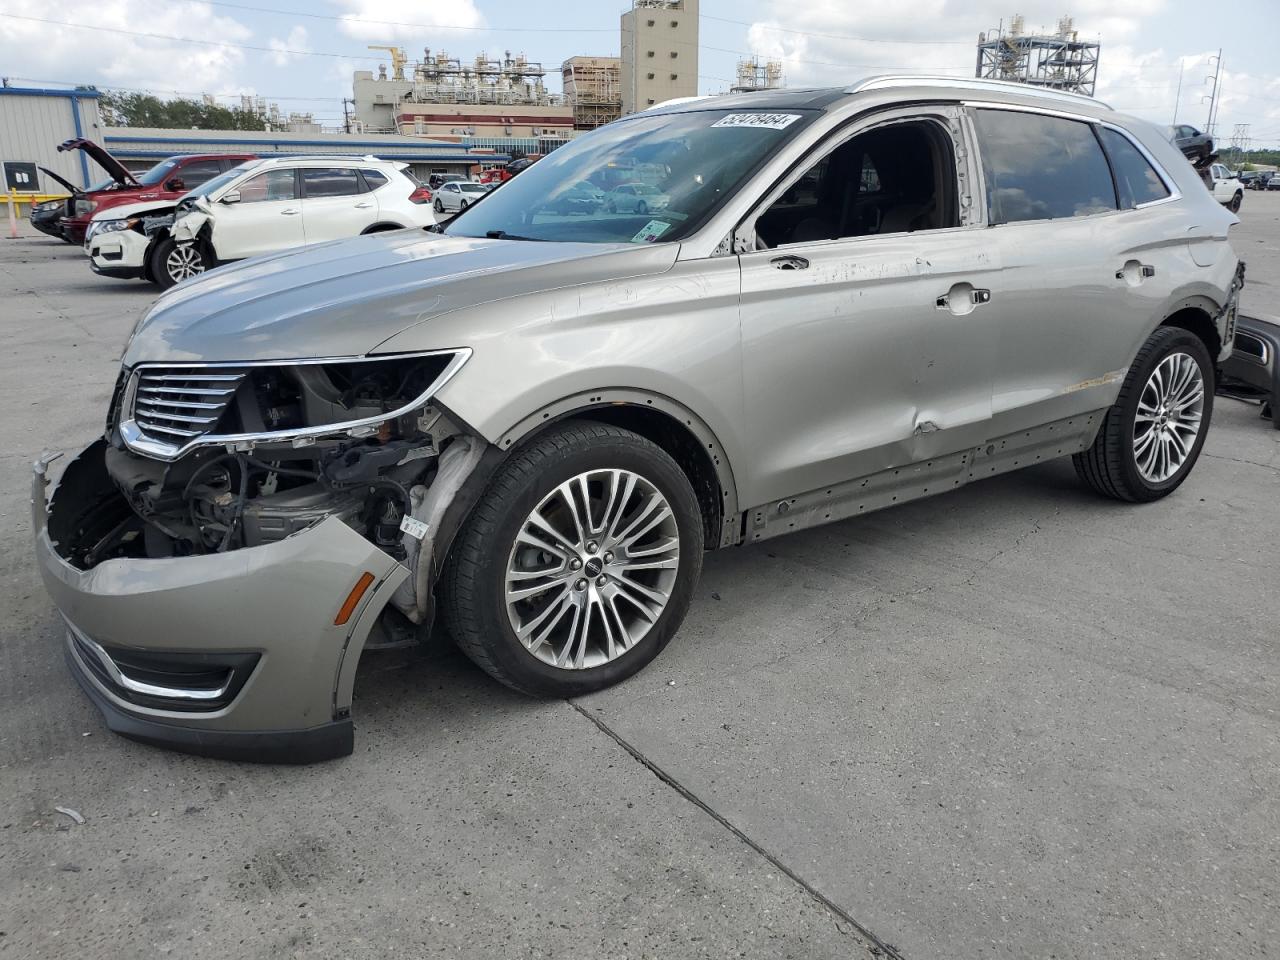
[73,198,97,217]
[95,218,138,235]
[115,350,471,461]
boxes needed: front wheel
[636,200,649,215]
[1229,191,1242,212]
[1074,327,1214,502]
[441,421,704,697]
[150,237,208,290]
[434,198,444,214]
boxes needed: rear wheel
[1074,327,1213,502]
[434,198,444,214]
[441,421,704,697]
[636,200,649,215]
[150,237,207,290]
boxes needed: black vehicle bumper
[1219,315,1280,425]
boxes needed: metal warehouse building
[1,87,508,195]
[102,128,508,183]
[0,87,105,191]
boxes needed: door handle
[354,201,374,209]
[936,287,991,310]
[281,208,300,216]
[770,254,809,270]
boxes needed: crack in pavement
[569,701,907,959]
[1202,451,1280,472]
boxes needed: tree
[99,91,267,131]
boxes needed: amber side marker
[335,572,377,625]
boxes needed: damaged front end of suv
[34,343,488,762]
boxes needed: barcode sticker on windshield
[712,113,801,130]
[632,220,671,243]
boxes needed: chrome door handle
[770,254,809,270]
[354,201,374,209]
[281,208,300,216]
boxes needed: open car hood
[38,166,81,196]
[57,138,139,187]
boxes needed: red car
[40,140,255,244]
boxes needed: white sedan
[433,181,491,214]
[604,183,670,214]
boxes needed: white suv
[87,156,435,288]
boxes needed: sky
[0,0,1277,146]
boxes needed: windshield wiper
[485,230,545,242]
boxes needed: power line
[701,13,973,45]
[7,76,343,102]
[193,0,616,34]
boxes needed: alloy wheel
[1133,351,1205,483]
[166,244,205,283]
[504,468,680,670]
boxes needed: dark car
[427,173,467,191]
[29,195,76,239]
[1267,176,1280,192]
[1219,314,1280,429]
[1168,124,1214,163]
[48,140,255,244]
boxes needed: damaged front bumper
[32,440,409,763]
[88,228,149,280]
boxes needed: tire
[1073,326,1214,502]
[149,236,208,290]
[441,420,704,698]
[605,200,616,213]
[1229,191,1242,212]
[636,200,649,215]
[434,198,444,214]
[460,199,469,210]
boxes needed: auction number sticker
[632,220,672,243]
[711,113,802,130]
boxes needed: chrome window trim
[119,348,471,462]
[962,101,1183,222]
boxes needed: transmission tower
[1230,123,1251,152]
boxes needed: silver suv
[34,77,1242,762]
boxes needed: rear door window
[973,109,1117,223]
[1098,128,1170,207]
[301,168,363,198]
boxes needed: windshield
[184,163,257,200]
[446,108,817,243]
[136,158,181,186]
[460,183,487,193]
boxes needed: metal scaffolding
[976,16,1100,96]
[730,57,783,93]
[562,57,622,129]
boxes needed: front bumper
[88,228,149,280]
[32,440,408,763]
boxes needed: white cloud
[0,0,252,93]
[333,0,485,42]
[268,25,310,67]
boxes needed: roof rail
[848,75,1112,110]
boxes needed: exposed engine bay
[56,350,482,637]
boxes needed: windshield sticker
[711,113,801,130]
[632,220,672,243]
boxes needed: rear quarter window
[1098,128,1170,207]
[973,109,1117,224]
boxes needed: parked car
[1218,314,1279,429]
[604,182,670,214]
[34,77,1241,762]
[427,173,468,191]
[87,156,435,288]
[432,180,491,214]
[547,179,606,215]
[1238,171,1260,189]
[50,140,254,244]
[1168,123,1214,162]
[1268,176,1280,191]
[1208,163,1245,211]
[29,195,72,239]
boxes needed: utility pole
[1172,59,1184,124]
[342,98,352,134]
[1203,49,1222,136]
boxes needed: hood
[90,199,177,221]
[38,166,81,196]
[57,138,138,187]
[123,230,679,366]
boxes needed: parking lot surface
[2,196,1279,959]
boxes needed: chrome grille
[129,366,246,442]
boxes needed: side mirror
[165,177,186,192]
[220,190,241,204]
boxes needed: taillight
[409,186,432,204]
